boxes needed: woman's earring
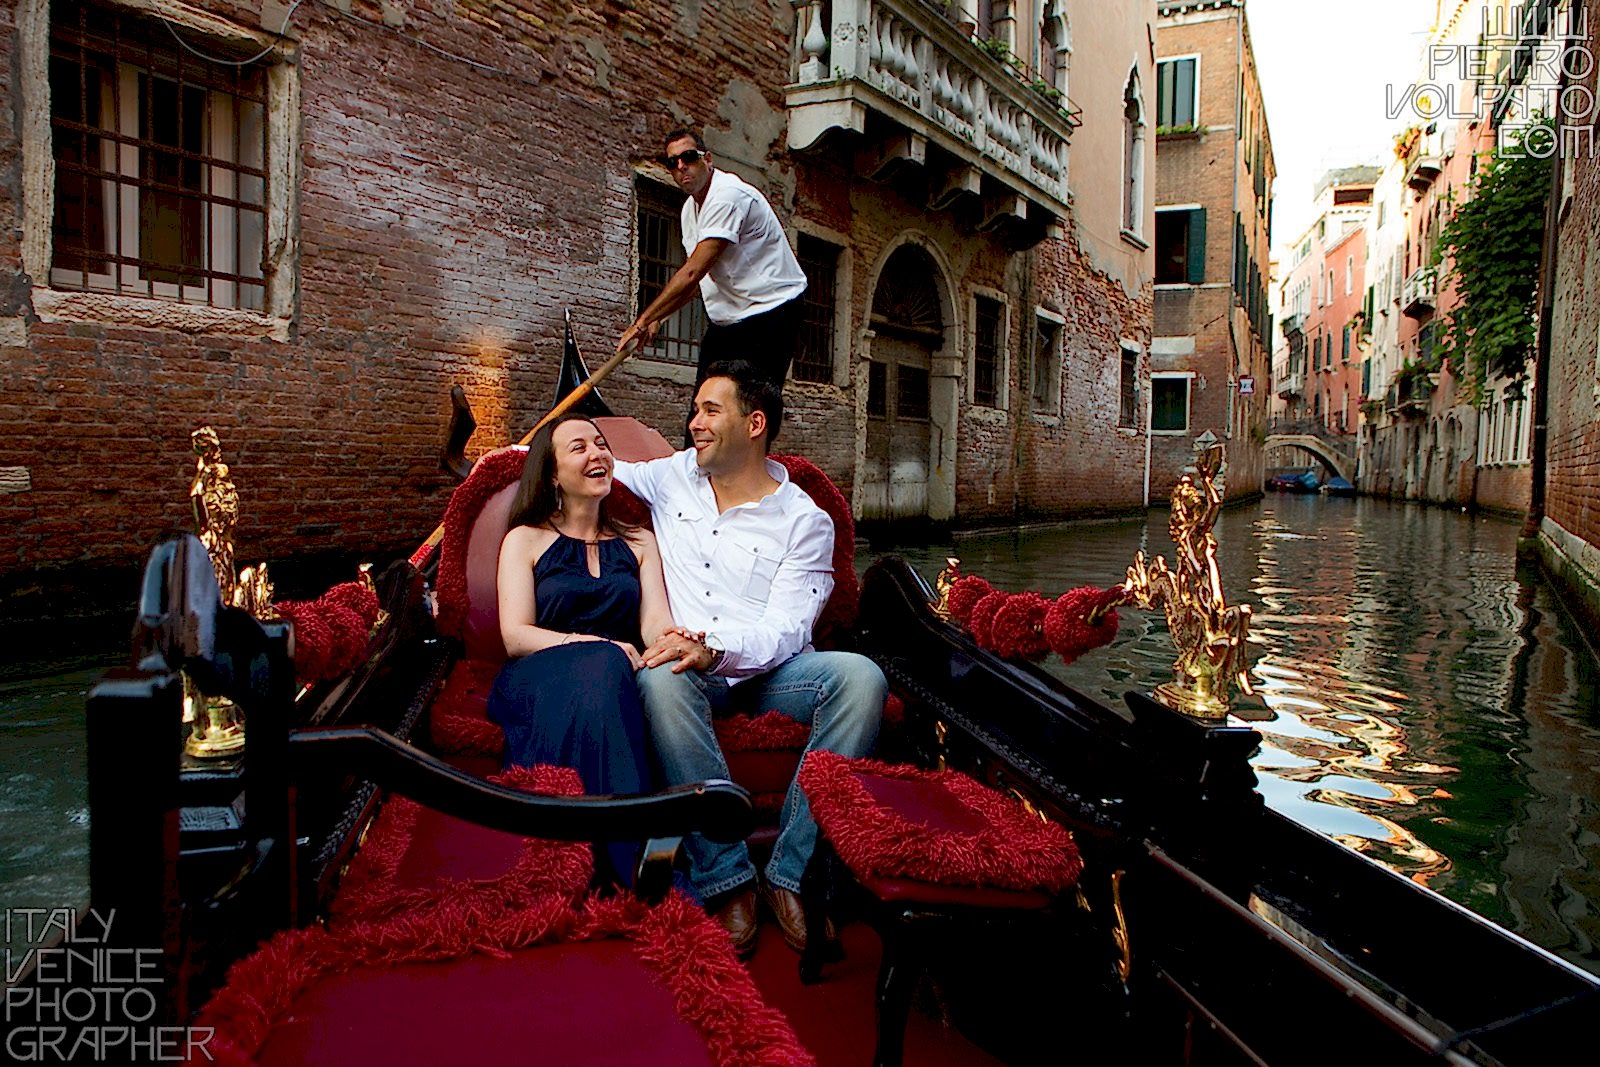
[555,486,564,512]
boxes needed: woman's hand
[610,640,646,671]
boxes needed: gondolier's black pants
[685,296,803,446]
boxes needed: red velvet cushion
[798,752,1083,893]
[195,892,814,1067]
[330,765,592,925]
[256,942,715,1067]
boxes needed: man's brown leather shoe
[760,880,833,954]
[711,886,758,960]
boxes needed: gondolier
[616,129,807,393]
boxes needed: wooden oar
[409,336,643,562]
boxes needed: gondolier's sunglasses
[665,149,704,169]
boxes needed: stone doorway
[861,246,945,522]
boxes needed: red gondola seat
[794,752,1085,1067]
[193,762,813,1067]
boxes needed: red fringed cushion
[330,765,592,925]
[434,449,527,641]
[273,581,381,688]
[772,454,857,649]
[945,576,994,626]
[798,752,1083,893]
[429,659,504,757]
[713,711,810,753]
[193,890,814,1067]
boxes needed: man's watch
[703,633,726,674]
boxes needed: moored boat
[31,344,1599,1066]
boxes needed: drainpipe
[1522,0,1577,543]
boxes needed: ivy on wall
[1438,121,1553,402]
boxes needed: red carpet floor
[743,920,1006,1067]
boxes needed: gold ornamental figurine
[190,427,239,607]
[184,426,273,758]
[932,558,961,620]
[1121,445,1254,718]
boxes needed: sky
[1245,0,1442,258]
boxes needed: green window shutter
[1186,208,1207,284]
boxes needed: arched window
[1123,70,1145,235]
[1039,2,1070,95]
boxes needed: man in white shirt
[615,361,885,958]
[616,129,808,391]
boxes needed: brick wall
[0,0,1153,613]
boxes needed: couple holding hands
[486,362,885,958]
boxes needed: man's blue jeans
[636,651,886,899]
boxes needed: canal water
[4,496,1598,979]
[863,494,1600,979]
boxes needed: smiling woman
[483,415,675,887]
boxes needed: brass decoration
[359,563,390,636]
[1109,868,1132,984]
[931,557,960,620]
[183,426,271,759]
[190,427,239,607]
[183,680,245,759]
[234,563,277,620]
[1121,445,1254,719]
[932,719,949,772]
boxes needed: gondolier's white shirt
[682,169,807,325]
[614,449,834,683]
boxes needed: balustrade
[787,0,1074,220]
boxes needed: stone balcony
[785,0,1079,248]
[1402,266,1437,318]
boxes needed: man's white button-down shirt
[615,449,834,683]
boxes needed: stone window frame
[968,286,1010,412]
[1155,53,1199,129]
[1117,341,1141,432]
[19,0,300,340]
[1030,306,1064,417]
[1121,69,1147,244]
[790,218,852,389]
[1150,370,1194,435]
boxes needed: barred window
[795,234,839,383]
[635,177,705,365]
[50,0,267,310]
[973,295,1002,407]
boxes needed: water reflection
[863,495,1600,976]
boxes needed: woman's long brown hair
[506,414,634,536]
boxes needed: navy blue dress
[487,533,652,886]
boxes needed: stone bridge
[1265,419,1357,483]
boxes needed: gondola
[34,340,1599,1067]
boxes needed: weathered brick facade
[1151,1,1274,503]
[1540,6,1600,633]
[0,0,1153,616]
